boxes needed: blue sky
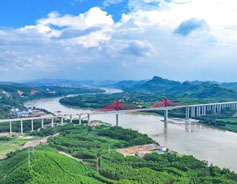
[1,0,237,82]
[0,0,128,27]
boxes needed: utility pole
[116,100,119,126]
[96,156,100,174]
[28,148,35,166]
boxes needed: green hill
[220,82,237,91]
[122,76,181,92]
[168,82,237,99]
[1,125,236,184]
[0,84,104,119]
[115,76,237,101]
[138,76,181,92]
[0,146,105,184]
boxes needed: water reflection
[163,122,168,143]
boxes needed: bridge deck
[0,101,237,123]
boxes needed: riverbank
[24,95,237,172]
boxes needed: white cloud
[1,1,237,81]
[103,0,124,7]
[38,8,114,30]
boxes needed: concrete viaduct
[0,101,237,134]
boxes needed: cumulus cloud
[1,0,237,81]
[37,8,114,30]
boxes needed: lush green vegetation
[59,91,237,110]
[113,76,237,99]
[60,77,237,109]
[34,125,155,163]
[0,105,11,119]
[0,145,109,184]
[0,135,32,159]
[13,125,237,184]
[60,92,165,109]
[0,84,104,119]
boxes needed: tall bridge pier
[20,120,23,134]
[1,100,237,135]
[87,114,90,125]
[164,109,168,122]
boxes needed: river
[25,88,237,172]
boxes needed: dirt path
[58,151,95,166]
[20,137,48,149]
[20,133,59,150]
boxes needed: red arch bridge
[1,99,237,134]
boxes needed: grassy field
[0,135,38,159]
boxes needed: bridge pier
[212,105,216,113]
[9,121,12,134]
[20,120,23,134]
[218,105,220,113]
[31,119,34,132]
[207,105,211,112]
[61,116,64,126]
[164,109,168,123]
[203,106,207,116]
[191,107,195,117]
[41,118,44,128]
[78,115,81,125]
[198,106,201,116]
[87,114,90,125]
[185,107,189,119]
[51,118,54,127]
[116,114,119,126]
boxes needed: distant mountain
[112,80,147,90]
[112,76,237,100]
[13,77,237,101]
[185,80,219,85]
[220,82,237,91]
[119,76,181,92]
[139,76,181,91]
[167,82,237,99]
[22,78,117,87]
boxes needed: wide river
[25,88,237,172]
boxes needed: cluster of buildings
[11,107,47,118]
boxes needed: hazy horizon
[1,76,237,84]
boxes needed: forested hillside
[60,76,237,109]
[0,84,103,119]
[113,76,237,99]
[1,124,236,184]
[0,146,105,184]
